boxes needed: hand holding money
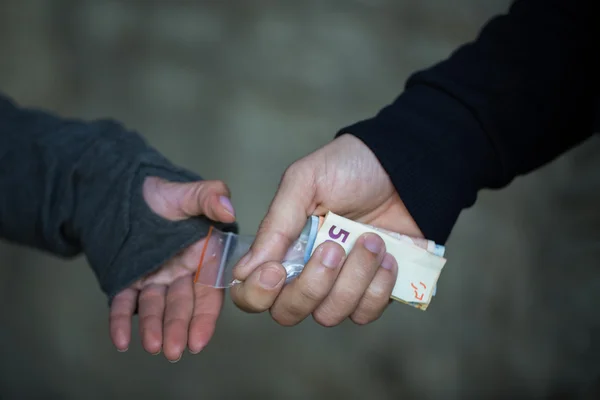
[231,134,431,326]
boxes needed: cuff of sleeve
[73,123,238,302]
[336,84,503,244]
[102,161,238,304]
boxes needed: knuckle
[350,291,388,326]
[199,189,214,211]
[184,181,203,202]
[365,280,389,300]
[109,313,128,323]
[281,301,305,320]
[190,181,227,209]
[312,308,343,328]
[139,288,162,303]
[271,297,311,326]
[163,316,187,328]
[364,269,396,303]
[270,308,300,327]
[281,161,314,189]
[214,179,229,192]
[355,265,376,285]
[350,311,376,326]
[235,299,263,313]
[269,279,330,327]
[298,279,327,304]
[210,180,231,198]
[362,247,384,267]
[331,287,360,309]
[245,295,272,313]
[166,296,188,310]
[282,163,302,182]
[356,297,379,319]
[139,314,159,327]
[231,285,268,313]
[349,254,381,279]
[231,293,255,313]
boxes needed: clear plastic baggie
[193,216,320,288]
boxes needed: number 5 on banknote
[328,225,350,244]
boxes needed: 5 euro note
[310,212,447,310]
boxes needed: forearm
[338,0,598,243]
[0,94,237,298]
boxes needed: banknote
[316,215,443,297]
[316,216,445,257]
[312,212,447,310]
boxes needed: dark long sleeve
[0,94,237,300]
[338,0,599,244]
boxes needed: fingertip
[229,280,247,310]
[187,320,208,354]
[232,251,253,281]
[208,195,236,223]
[163,331,186,361]
[164,348,184,363]
[231,262,285,313]
[142,332,163,355]
[315,240,346,269]
[168,354,182,364]
[112,329,130,352]
[360,232,386,257]
[218,195,235,217]
[381,253,397,273]
[188,341,205,355]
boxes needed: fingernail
[219,196,235,216]
[117,347,128,353]
[258,267,284,289]
[169,354,182,363]
[381,253,396,270]
[321,244,344,268]
[152,350,161,356]
[363,233,384,255]
[189,347,203,355]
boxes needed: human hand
[231,134,422,327]
[109,176,236,362]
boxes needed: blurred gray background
[1,0,599,399]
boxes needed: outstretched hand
[109,176,236,362]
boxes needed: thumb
[143,176,236,223]
[233,164,315,280]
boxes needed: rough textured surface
[0,0,599,398]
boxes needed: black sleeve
[0,94,237,301]
[337,0,599,244]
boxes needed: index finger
[233,166,315,280]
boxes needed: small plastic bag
[194,216,320,288]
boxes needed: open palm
[109,176,236,362]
